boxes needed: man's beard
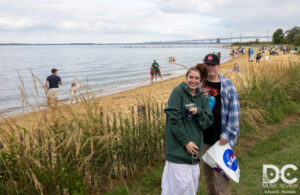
[207,72,216,77]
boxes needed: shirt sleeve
[196,95,214,130]
[220,84,240,147]
[164,87,190,146]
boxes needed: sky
[0,0,299,43]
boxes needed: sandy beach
[2,47,299,128]
[89,48,299,113]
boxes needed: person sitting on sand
[69,82,78,104]
[233,63,240,72]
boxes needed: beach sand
[2,48,299,129]
[94,49,299,113]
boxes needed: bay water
[0,44,230,115]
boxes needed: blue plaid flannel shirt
[219,74,240,148]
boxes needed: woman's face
[186,70,201,91]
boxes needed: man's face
[206,64,219,78]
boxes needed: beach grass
[0,75,167,194]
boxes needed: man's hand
[185,141,199,154]
[219,137,228,145]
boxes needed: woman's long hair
[195,63,208,83]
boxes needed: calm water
[0,44,230,115]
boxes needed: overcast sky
[0,0,299,43]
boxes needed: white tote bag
[202,141,240,183]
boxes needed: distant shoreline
[0,43,231,46]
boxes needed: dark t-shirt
[152,62,160,72]
[202,81,221,146]
[47,75,61,89]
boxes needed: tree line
[273,26,300,46]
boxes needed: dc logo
[263,164,298,184]
[223,149,238,171]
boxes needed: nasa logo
[223,149,238,171]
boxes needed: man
[45,68,62,107]
[201,54,240,195]
[256,50,262,63]
[151,59,162,82]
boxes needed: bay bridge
[145,36,270,44]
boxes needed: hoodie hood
[179,82,201,97]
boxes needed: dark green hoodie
[164,82,213,164]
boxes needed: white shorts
[249,55,254,61]
[70,94,78,101]
[47,88,59,98]
[161,161,200,195]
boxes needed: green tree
[272,29,284,44]
[293,33,300,46]
[284,26,300,44]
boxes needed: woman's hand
[189,107,197,115]
[185,141,199,154]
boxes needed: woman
[161,67,213,195]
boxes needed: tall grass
[1,61,300,194]
[0,73,165,194]
[231,60,300,134]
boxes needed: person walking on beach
[200,54,240,195]
[248,48,251,61]
[152,59,162,82]
[256,50,262,63]
[150,65,155,83]
[69,82,78,104]
[45,68,62,107]
[161,67,213,195]
[217,52,221,62]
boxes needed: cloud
[0,0,299,43]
